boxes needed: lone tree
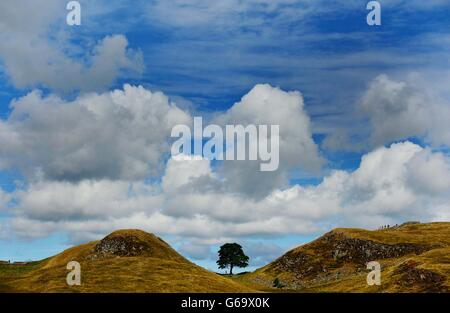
[217,243,249,275]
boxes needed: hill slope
[2,223,449,293]
[0,229,253,292]
[240,222,450,292]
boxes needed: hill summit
[0,229,253,293]
[240,222,450,292]
[91,229,183,260]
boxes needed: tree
[217,243,249,275]
[273,277,284,288]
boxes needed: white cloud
[324,73,450,151]
[0,33,143,92]
[162,156,214,194]
[12,179,162,221]
[2,82,321,202]
[0,85,191,180]
[0,0,61,35]
[1,1,449,265]
[215,84,323,198]
[0,82,448,260]
[0,1,143,92]
[343,142,423,214]
[5,141,449,245]
[360,74,432,146]
[407,149,450,195]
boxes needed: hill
[2,223,449,293]
[238,222,450,292]
[0,229,254,292]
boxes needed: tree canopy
[216,243,249,275]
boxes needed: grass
[0,261,44,292]
[1,223,448,293]
[237,222,450,293]
[333,222,450,246]
[9,257,254,292]
[0,230,254,293]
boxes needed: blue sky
[0,0,449,272]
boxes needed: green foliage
[217,243,249,275]
[272,277,284,288]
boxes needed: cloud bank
[0,80,448,263]
[0,85,190,181]
[3,124,449,244]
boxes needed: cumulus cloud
[5,141,449,245]
[360,74,432,146]
[214,84,323,198]
[162,156,216,194]
[0,85,191,181]
[7,83,320,198]
[12,179,162,221]
[406,149,450,195]
[0,1,143,92]
[325,73,450,151]
[0,82,448,262]
[1,1,449,266]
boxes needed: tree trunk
[229,264,233,275]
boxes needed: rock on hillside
[271,231,434,279]
[90,229,183,260]
[245,222,450,292]
[393,260,447,293]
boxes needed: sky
[0,0,449,272]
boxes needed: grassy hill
[1,223,449,293]
[0,229,254,292]
[237,222,450,292]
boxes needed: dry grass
[2,224,449,293]
[239,222,450,293]
[334,222,450,246]
[0,230,254,293]
[299,247,450,293]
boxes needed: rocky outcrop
[94,233,152,257]
[88,229,183,260]
[243,223,450,292]
[394,261,448,293]
[323,232,433,264]
[268,231,435,279]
